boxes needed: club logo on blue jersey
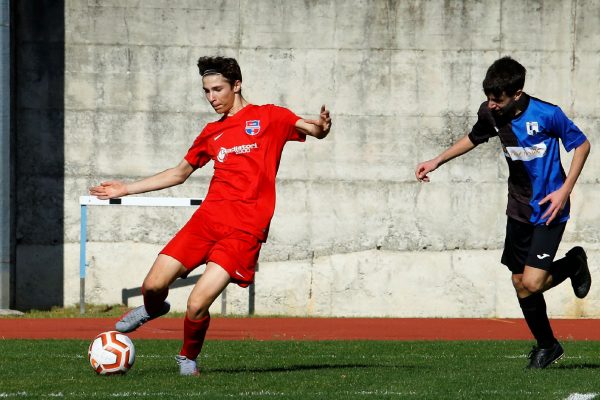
[245,120,261,136]
[526,121,539,136]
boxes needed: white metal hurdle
[79,195,203,314]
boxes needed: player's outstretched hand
[304,105,332,137]
[415,159,439,182]
[89,181,128,199]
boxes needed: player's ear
[514,89,523,100]
[232,80,242,94]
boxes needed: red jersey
[185,104,305,241]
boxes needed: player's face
[202,74,241,114]
[487,90,522,116]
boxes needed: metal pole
[248,283,255,315]
[79,204,87,314]
[249,262,257,315]
[220,287,227,315]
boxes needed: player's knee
[142,276,168,295]
[521,277,544,294]
[186,298,209,320]
[511,275,523,289]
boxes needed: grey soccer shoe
[176,355,199,376]
[115,301,171,333]
[567,246,591,299]
[526,342,564,369]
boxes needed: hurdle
[79,195,247,315]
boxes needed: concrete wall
[17,0,600,317]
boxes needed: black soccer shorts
[500,217,566,274]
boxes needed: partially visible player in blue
[415,56,591,369]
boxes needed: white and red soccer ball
[88,331,135,375]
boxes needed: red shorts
[160,209,262,287]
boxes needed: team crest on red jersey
[245,120,261,136]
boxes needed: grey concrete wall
[18,0,600,316]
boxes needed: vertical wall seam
[498,0,503,55]
[237,0,242,57]
[570,0,578,114]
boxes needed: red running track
[1,318,600,340]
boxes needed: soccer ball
[88,331,136,375]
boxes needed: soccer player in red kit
[89,56,331,375]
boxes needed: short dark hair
[482,57,526,97]
[197,56,242,85]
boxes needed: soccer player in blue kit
[415,57,591,369]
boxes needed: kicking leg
[116,254,187,333]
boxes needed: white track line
[566,393,598,400]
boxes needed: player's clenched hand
[415,159,439,182]
[89,181,128,199]
[539,186,569,225]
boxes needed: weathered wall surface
[18,0,600,316]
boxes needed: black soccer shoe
[526,342,564,369]
[567,246,591,299]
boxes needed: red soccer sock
[142,286,168,316]
[180,313,211,360]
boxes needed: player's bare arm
[89,159,195,199]
[540,139,591,225]
[295,104,331,139]
[415,134,476,182]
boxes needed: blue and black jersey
[468,93,587,226]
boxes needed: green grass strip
[1,340,600,399]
